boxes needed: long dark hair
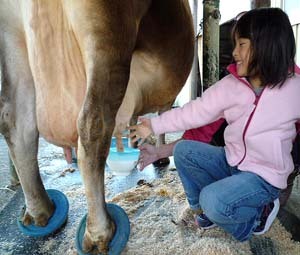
[232,8,296,87]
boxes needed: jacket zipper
[226,65,268,166]
[237,87,265,165]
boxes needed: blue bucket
[107,137,139,176]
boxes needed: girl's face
[232,36,262,87]
[232,36,251,77]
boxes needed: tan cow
[0,0,194,253]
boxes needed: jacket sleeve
[151,80,229,135]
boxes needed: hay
[37,170,300,255]
[110,171,300,255]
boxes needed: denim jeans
[173,140,280,241]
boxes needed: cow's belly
[24,1,86,147]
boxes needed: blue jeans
[173,140,280,241]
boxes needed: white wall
[219,0,250,23]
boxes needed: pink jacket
[151,64,300,189]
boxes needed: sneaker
[253,198,280,235]
[195,213,216,229]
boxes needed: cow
[0,0,194,253]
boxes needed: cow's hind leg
[0,40,54,227]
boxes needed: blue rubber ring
[76,203,130,255]
[17,189,69,237]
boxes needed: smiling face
[232,36,262,88]
[232,36,251,77]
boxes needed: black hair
[232,8,296,87]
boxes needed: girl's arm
[129,78,229,141]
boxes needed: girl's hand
[127,118,153,144]
[137,143,160,170]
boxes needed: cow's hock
[0,98,13,135]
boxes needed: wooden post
[202,0,220,89]
[190,0,201,99]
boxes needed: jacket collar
[226,63,251,87]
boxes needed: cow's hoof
[17,189,69,237]
[76,203,130,255]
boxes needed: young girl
[129,8,300,241]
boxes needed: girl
[129,8,300,241]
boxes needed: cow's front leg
[67,1,141,252]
